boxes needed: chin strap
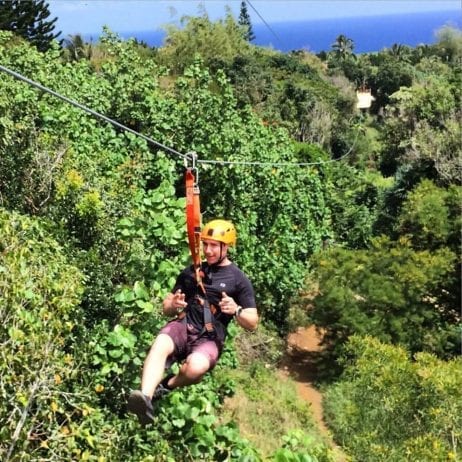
[214,243,226,266]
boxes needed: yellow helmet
[201,219,236,246]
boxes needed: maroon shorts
[159,319,222,369]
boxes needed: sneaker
[152,373,175,400]
[127,390,154,425]
[152,382,171,401]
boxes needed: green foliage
[158,10,250,74]
[324,336,462,461]
[330,34,355,61]
[390,75,455,127]
[0,209,85,460]
[397,179,461,334]
[307,236,458,360]
[1,14,460,461]
[398,179,453,249]
[278,75,356,149]
[156,390,260,461]
[227,49,277,110]
[0,29,187,322]
[91,323,138,381]
[161,23,358,156]
[368,54,415,110]
[434,25,462,63]
[273,54,356,152]
[378,66,460,183]
[115,179,189,289]
[272,430,335,462]
[324,162,383,249]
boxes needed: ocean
[252,10,462,53]
[91,9,461,54]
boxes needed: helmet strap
[211,243,227,267]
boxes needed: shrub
[324,335,462,461]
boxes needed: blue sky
[49,0,461,35]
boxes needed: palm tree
[331,34,355,61]
[62,34,92,61]
[388,43,411,63]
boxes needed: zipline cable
[245,0,284,49]
[0,64,358,169]
[197,133,358,168]
[0,64,192,162]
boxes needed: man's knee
[182,353,211,382]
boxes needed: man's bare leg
[127,333,175,425]
[141,333,175,398]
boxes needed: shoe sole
[127,391,153,426]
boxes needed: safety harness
[181,164,216,335]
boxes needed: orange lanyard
[185,168,203,287]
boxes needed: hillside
[0,14,461,462]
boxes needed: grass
[217,327,336,459]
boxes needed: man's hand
[171,289,187,312]
[163,289,187,316]
[219,292,239,316]
[220,292,259,331]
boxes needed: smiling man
[127,219,258,425]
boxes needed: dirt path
[280,325,327,433]
[280,325,346,460]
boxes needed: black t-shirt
[172,262,256,339]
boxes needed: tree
[331,34,355,61]
[307,236,458,360]
[238,0,255,42]
[371,55,414,109]
[434,25,462,63]
[378,73,460,182]
[159,11,250,73]
[324,163,382,249]
[328,34,357,80]
[0,0,60,51]
[388,43,412,63]
[62,33,94,62]
[0,210,85,461]
[397,179,451,250]
[324,336,462,461]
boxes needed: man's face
[202,239,227,265]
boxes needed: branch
[5,379,41,462]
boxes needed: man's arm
[235,307,258,331]
[219,292,258,331]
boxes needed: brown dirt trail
[280,325,347,460]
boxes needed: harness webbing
[185,168,202,283]
[183,168,215,334]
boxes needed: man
[127,219,258,425]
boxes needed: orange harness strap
[185,168,202,281]
[178,168,201,321]
[181,169,214,334]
